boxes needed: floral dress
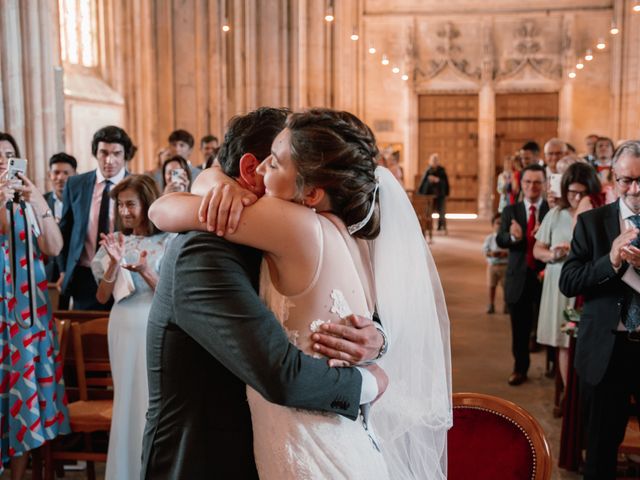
[0,208,70,472]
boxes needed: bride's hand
[198,181,257,236]
[311,314,384,367]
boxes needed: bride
[150,108,452,479]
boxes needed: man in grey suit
[141,108,386,479]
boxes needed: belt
[611,330,640,342]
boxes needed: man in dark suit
[418,153,450,231]
[58,126,133,310]
[560,141,640,479]
[141,107,386,479]
[497,163,549,386]
[44,152,77,309]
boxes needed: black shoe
[503,304,509,314]
[486,304,495,314]
[529,339,541,352]
[508,372,527,386]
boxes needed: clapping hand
[610,227,639,268]
[509,220,523,241]
[99,233,125,266]
[551,242,571,261]
[121,250,149,273]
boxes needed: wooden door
[494,93,559,209]
[417,94,479,214]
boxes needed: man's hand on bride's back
[195,171,258,236]
[311,314,384,367]
[364,364,388,403]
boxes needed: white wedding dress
[249,167,452,480]
[248,213,389,480]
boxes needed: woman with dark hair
[533,162,602,388]
[161,155,192,194]
[91,174,171,480]
[0,133,70,479]
[151,109,451,479]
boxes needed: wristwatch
[40,209,53,219]
[374,323,389,360]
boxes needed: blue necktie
[624,215,640,331]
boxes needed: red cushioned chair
[448,392,552,480]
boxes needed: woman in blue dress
[0,133,70,478]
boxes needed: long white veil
[371,166,452,479]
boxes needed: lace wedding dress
[247,213,390,480]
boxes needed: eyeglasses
[567,190,587,199]
[615,176,640,188]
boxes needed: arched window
[58,0,98,67]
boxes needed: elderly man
[560,141,640,479]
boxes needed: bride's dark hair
[286,108,380,239]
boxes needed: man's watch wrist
[374,324,388,360]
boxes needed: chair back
[54,318,71,368]
[71,318,111,402]
[448,392,552,480]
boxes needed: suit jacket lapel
[77,171,97,241]
[604,201,621,247]
[516,202,527,229]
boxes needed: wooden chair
[448,392,552,480]
[43,317,112,480]
[411,192,434,242]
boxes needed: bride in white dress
[152,109,452,479]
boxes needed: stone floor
[4,218,584,479]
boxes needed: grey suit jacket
[141,231,362,479]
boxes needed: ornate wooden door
[417,94,479,214]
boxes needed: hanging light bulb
[633,1,640,12]
[324,2,334,23]
[368,45,376,54]
[391,66,400,74]
[381,55,389,66]
[610,20,620,35]
[584,49,594,61]
[222,19,230,32]
[568,71,577,79]
[576,61,584,70]
[401,74,409,81]
[351,28,359,41]
[596,38,606,50]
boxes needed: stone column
[558,13,575,142]
[477,83,495,219]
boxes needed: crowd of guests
[0,125,217,479]
[486,134,640,478]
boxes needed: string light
[222,18,230,32]
[324,2,334,23]
[584,49,594,61]
[401,74,409,81]
[391,66,400,74]
[633,1,640,12]
[576,61,584,70]
[368,46,376,54]
[381,55,389,66]
[568,71,577,79]
[596,38,606,50]
[610,20,620,35]
[351,29,359,41]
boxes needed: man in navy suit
[560,141,640,479]
[497,163,549,386]
[58,126,133,310]
[44,152,77,309]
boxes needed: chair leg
[31,447,43,480]
[87,461,96,480]
[43,442,55,480]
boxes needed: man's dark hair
[49,152,77,170]
[521,141,541,154]
[201,134,218,146]
[217,107,289,178]
[520,163,546,179]
[91,126,135,160]
[168,129,195,149]
[0,132,21,157]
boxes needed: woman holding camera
[161,155,192,194]
[91,174,170,480]
[0,133,70,479]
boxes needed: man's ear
[303,186,326,208]
[238,153,261,188]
